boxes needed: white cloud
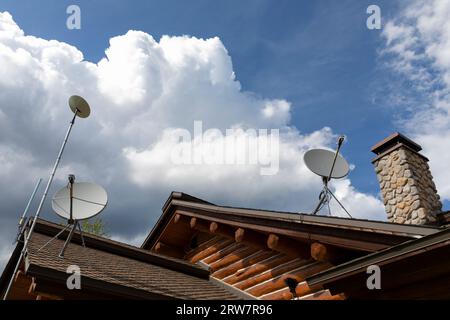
[0,11,384,265]
[381,0,450,201]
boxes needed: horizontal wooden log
[260,288,293,300]
[212,250,274,280]
[224,254,294,285]
[260,281,312,300]
[203,242,245,265]
[235,258,311,291]
[267,234,310,259]
[246,262,331,297]
[209,246,259,272]
[298,289,345,300]
[321,293,346,300]
[184,236,223,261]
[188,239,234,263]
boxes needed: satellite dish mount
[305,136,352,218]
[58,174,85,258]
[38,174,108,257]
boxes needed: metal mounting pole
[59,222,77,258]
[15,178,42,243]
[325,185,353,218]
[3,111,78,300]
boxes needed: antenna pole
[3,111,78,300]
[68,174,75,224]
[15,178,42,243]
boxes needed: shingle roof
[24,220,240,300]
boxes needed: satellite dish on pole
[69,95,91,118]
[52,182,107,221]
[3,95,92,300]
[304,136,352,218]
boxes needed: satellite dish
[304,149,349,179]
[69,95,91,118]
[52,182,107,221]
[303,136,352,218]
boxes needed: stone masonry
[371,133,442,225]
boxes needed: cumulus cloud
[0,11,384,272]
[381,0,450,200]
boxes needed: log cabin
[1,133,449,300]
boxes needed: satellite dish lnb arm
[326,135,345,183]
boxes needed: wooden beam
[188,239,234,263]
[209,246,259,272]
[30,280,73,300]
[184,236,223,261]
[210,222,219,232]
[246,262,331,297]
[28,278,36,295]
[210,222,236,239]
[173,209,393,252]
[175,213,238,240]
[13,270,33,289]
[235,258,312,291]
[203,242,246,265]
[267,234,310,259]
[173,214,181,224]
[223,254,294,285]
[259,281,312,300]
[190,217,212,233]
[235,228,268,250]
[154,242,184,258]
[298,289,345,300]
[212,250,274,280]
[311,242,338,263]
[260,288,293,300]
[235,228,245,242]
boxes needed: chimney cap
[371,132,422,155]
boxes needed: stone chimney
[371,133,442,225]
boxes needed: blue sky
[0,0,409,197]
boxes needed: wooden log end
[235,228,245,242]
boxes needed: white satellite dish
[304,149,349,179]
[52,182,107,221]
[38,175,108,258]
[69,95,91,118]
[304,136,352,218]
